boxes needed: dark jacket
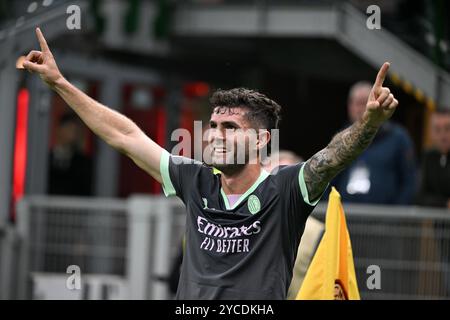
[333,121,417,205]
[416,149,450,208]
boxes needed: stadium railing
[3,195,449,300]
[314,202,450,299]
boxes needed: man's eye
[210,123,217,128]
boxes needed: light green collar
[220,169,270,210]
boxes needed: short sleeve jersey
[160,151,326,300]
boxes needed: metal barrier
[15,196,129,299]
[5,195,450,300]
[312,203,450,300]
[13,195,187,300]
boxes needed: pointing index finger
[36,27,50,53]
[374,62,390,88]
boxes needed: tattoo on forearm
[303,120,379,201]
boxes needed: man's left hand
[363,62,399,127]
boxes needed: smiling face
[205,106,269,174]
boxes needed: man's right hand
[23,27,63,88]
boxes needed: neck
[221,163,262,195]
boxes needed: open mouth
[213,148,227,153]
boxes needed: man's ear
[257,129,270,150]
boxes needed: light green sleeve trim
[298,163,326,206]
[160,150,176,197]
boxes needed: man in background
[262,150,303,173]
[48,113,92,196]
[334,81,417,205]
[415,109,450,296]
[416,109,450,208]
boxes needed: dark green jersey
[160,151,326,300]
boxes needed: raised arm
[23,28,164,183]
[303,62,399,201]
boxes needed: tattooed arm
[303,115,380,201]
[303,62,399,201]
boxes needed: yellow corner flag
[296,187,360,300]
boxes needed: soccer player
[23,28,398,299]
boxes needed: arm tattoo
[303,119,379,201]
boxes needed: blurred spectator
[416,109,450,208]
[262,150,303,172]
[47,113,93,196]
[333,81,417,205]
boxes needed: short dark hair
[209,88,282,130]
[209,88,282,158]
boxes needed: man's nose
[207,128,224,143]
[215,128,226,140]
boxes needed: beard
[205,146,260,176]
[212,162,247,176]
